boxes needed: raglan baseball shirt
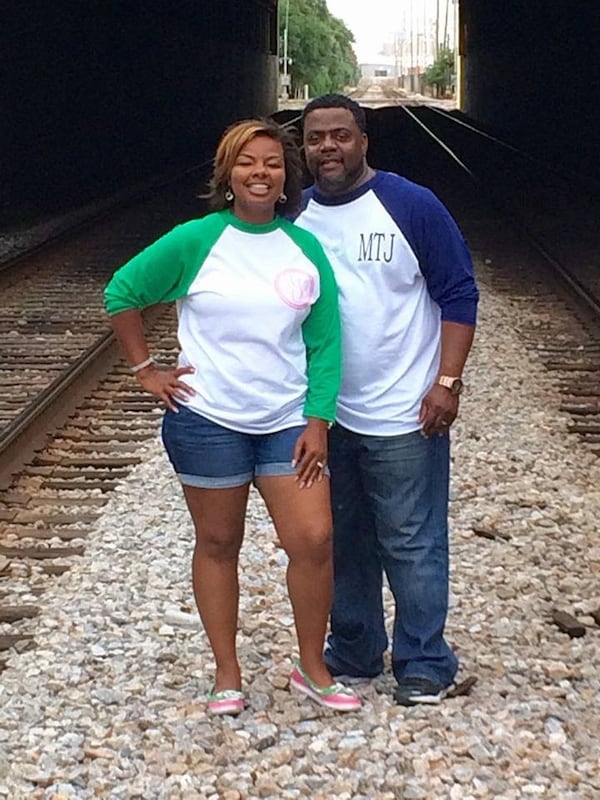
[295,170,479,436]
[104,209,341,434]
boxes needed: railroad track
[365,103,600,455]
[1,104,598,664]
[348,83,453,110]
[411,105,600,305]
[0,305,178,661]
[0,173,204,662]
[0,169,207,471]
[418,106,600,454]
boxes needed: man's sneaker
[394,677,451,706]
[325,658,381,685]
[290,663,362,711]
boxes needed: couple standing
[104,94,478,716]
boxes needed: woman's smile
[230,135,286,223]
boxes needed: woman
[104,119,361,715]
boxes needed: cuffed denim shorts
[161,403,304,488]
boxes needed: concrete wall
[2,1,278,222]
[462,0,600,180]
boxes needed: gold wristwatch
[437,375,464,396]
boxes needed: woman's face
[229,135,286,224]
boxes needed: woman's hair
[206,118,303,217]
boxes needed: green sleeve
[103,213,227,315]
[282,222,342,422]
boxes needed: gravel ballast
[0,262,598,799]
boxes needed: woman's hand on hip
[135,365,195,412]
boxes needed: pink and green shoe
[290,663,362,711]
[207,688,245,716]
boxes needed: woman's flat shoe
[207,688,245,716]
[289,663,362,711]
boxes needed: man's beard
[316,161,364,195]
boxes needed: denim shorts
[161,403,304,488]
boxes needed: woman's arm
[109,308,195,412]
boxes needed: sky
[324,0,441,63]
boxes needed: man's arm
[418,321,476,437]
[437,320,476,379]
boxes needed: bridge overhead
[3,1,278,219]
[2,0,598,221]
[461,0,599,179]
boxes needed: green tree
[280,0,359,97]
[424,47,455,97]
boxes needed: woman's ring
[440,420,449,426]
[316,461,325,468]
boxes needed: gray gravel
[0,262,598,799]
[0,201,109,262]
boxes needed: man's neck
[316,164,375,197]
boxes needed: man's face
[303,107,368,196]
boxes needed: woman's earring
[278,192,287,204]
[224,188,234,202]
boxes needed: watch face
[451,379,463,395]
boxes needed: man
[294,93,478,705]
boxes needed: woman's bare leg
[255,476,334,687]
[182,484,250,692]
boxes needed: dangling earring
[224,187,234,202]
[278,192,287,204]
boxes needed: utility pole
[454,0,463,106]
[281,0,290,101]
[443,0,449,50]
[409,0,414,92]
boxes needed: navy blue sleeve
[286,187,314,222]
[375,173,479,324]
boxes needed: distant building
[359,54,396,82]
[358,3,458,94]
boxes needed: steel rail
[0,111,305,488]
[401,105,600,320]
[0,303,169,493]
[0,159,210,275]
[0,331,115,457]
[399,105,480,183]
[427,106,600,196]
[1,111,303,275]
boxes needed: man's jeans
[325,425,458,688]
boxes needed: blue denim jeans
[325,425,458,687]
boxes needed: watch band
[437,375,464,395]
[438,375,459,390]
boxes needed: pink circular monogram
[274,269,316,310]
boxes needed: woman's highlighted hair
[206,118,302,216]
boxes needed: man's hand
[418,384,458,437]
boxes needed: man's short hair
[302,94,367,133]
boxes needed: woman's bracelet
[130,356,155,374]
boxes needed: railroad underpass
[3,1,599,223]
